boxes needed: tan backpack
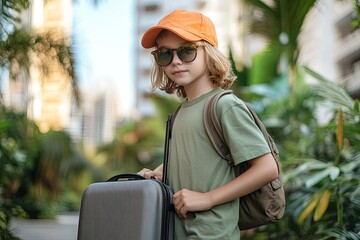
[171,89,285,230]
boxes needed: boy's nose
[170,50,182,65]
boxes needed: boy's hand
[137,164,163,181]
[173,189,213,219]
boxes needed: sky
[73,0,136,117]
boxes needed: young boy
[138,9,278,239]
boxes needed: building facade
[298,0,360,98]
[21,0,74,132]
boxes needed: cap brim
[141,25,202,49]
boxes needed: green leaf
[353,100,360,113]
[328,166,340,181]
[340,154,360,173]
[350,186,360,202]
[283,159,327,182]
[305,172,328,188]
[303,66,354,108]
[305,165,341,188]
[305,168,330,188]
[300,159,329,170]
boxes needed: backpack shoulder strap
[203,89,234,166]
[203,89,281,173]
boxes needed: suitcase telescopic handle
[163,114,172,185]
[106,173,146,182]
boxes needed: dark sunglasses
[151,44,200,67]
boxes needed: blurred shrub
[242,67,360,239]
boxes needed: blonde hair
[150,40,236,98]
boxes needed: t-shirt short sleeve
[217,93,271,166]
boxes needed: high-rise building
[68,81,117,147]
[31,0,74,132]
[4,0,75,132]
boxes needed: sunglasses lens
[155,50,173,66]
[152,44,198,67]
[177,45,197,62]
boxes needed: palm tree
[0,0,80,104]
[245,0,318,88]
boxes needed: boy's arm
[173,153,278,219]
[138,164,163,181]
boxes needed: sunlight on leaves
[283,158,329,182]
[305,168,332,188]
[328,166,340,180]
[340,154,360,173]
[283,159,328,182]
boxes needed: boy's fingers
[138,169,164,181]
[137,168,146,174]
[137,168,154,179]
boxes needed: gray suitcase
[77,174,174,240]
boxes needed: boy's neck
[185,85,217,101]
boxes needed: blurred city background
[1,0,359,239]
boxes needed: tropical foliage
[0,0,93,238]
[0,104,98,238]
[238,0,360,238]
[1,0,359,239]
[0,105,33,239]
[245,0,317,87]
[0,0,79,103]
[242,67,360,239]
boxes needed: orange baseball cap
[141,9,218,49]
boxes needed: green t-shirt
[168,88,270,239]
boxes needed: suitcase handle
[106,173,146,182]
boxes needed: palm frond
[1,28,80,105]
[245,0,318,67]
[245,0,280,39]
[304,66,354,108]
[0,0,30,34]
